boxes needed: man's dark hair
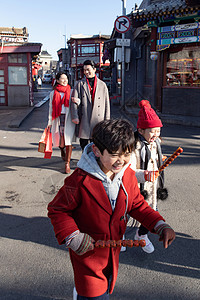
[83,60,95,69]
[92,119,135,154]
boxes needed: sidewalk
[0,85,52,129]
[0,87,200,129]
[111,99,200,128]
[123,105,200,128]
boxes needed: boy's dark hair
[83,60,95,69]
[92,119,135,154]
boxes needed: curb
[8,95,50,128]
[124,107,200,128]
[8,107,35,128]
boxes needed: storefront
[130,0,200,117]
[0,27,41,106]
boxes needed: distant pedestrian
[71,59,110,151]
[51,76,56,87]
[131,100,168,253]
[37,76,42,88]
[47,72,75,173]
[47,118,175,299]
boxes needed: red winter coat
[47,167,164,297]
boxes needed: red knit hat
[137,100,163,129]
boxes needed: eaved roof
[132,0,199,21]
[69,34,110,40]
[40,50,52,57]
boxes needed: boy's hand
[159,228,176,248]
[76,233,95,255]
[162,155,167,161]
[144,170,159,182]
[155,223,176,249]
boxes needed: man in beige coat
[71,60,110,150]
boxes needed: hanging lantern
[150,51,158,60]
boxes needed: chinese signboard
[156,22,200,51]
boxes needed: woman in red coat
[47,72,75,173]
[47,119,175,299]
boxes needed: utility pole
[121,0,126,110]
[63,34,67,48]
[63,25,67,48]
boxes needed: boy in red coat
[47,119,175,300]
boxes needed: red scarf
[86,75,97,104]
[52,84,71,120]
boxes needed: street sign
[116,38,130,47]
[114,16,131,33]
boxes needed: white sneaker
[120,245,127,252]
[134,229,154,253]
[120,235,126,252]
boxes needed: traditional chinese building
[67,34,111,90]
[0,27,42,106]
[106,0,200,120]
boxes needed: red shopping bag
[44,130,52,159]
[38,128,48,153]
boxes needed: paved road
[0,101,199,299]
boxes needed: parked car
[42,74,52,83]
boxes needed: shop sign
[156,22,200,51]
[0,36,28,43]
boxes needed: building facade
[67,34,111,89]
[37,50,57,78]
[106,0,200,118]
[0,27,42,106]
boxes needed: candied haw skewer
[94,239,146,248]
[159,147,183,173]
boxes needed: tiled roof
[69,34,110,40]
[40,50,52,57]
[132,0,195,17]
[0,27,28,36]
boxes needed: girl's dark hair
[92,119,135,154]
[54,72,68,89]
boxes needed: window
[8,66,27,85]
[166,46,200,87]
[8,53,27,63]
[77,44,99,56]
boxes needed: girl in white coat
[131,100,168,253]
[47,72,75,173]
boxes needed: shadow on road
[120,230,200,280]
[0,209,199,280]
[0,153,79,173]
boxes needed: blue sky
[1,0,142,60]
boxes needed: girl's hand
[47,125,52,129]
[71,97,79,104]
[72,118,79,124]
[144,170,159,182]
[162,155,167,161]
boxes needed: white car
[42,74,52,83]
